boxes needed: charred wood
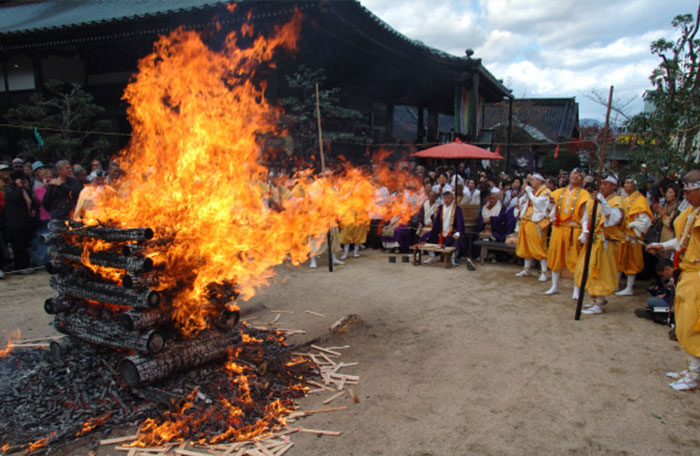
[120,308,172,331]
[121,273,159,289]
[54,312,165,355]
[48,245,153,273]
[214,308,240,331]
[40,232,65,246]
[119,330,240,385]
[44,297,74,314]
[48,220,154,242]
[49,337,75,363]
[50,275,160,309]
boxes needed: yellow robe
[616,191,653,275]
[672,206,700,357]
[516,186,551,260]
[339,222,370,245]
[547,186,591,272]
[575,195,624,296]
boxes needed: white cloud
[359,0,698,119]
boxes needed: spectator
[31,169,54,266]
[43,160,83,220]
[31,161,46,192]
[635,259,675,325]
[5,170,38,270]
[11,157,24,172]
[73,164,89,186]
[461,179,480,205]
[655,183,681,251]
[90,159,103,173]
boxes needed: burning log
[44,297,74,314]
[120,308,172,331]
[48,245,153,273]
[48,219,154,242]
[121,273,159,289]
[40,232,65,246]
[50,274,160,309]
[54,312,165,355]
[119,330,240,386]
[45,260,73,275]
[213,308,240,331]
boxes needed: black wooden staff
[575,85,613,320]
[315,82,333,272]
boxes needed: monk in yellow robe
[575,174,624,314]
[614,177,653,295]
[545,167,591,296]
[515,173,552,281]
[339,216,370,259]
[648,170,700,391]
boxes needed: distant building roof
[0,0,510,101]
[0,0,227,35]
[484,98,579,143]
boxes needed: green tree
[275,66,366,162]
[4,79,113,164]
[626,5,700,176]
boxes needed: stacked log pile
[44,220,240,386]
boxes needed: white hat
[431,184,441,194]
[602,173,618,185]
[683,180,700,191]
[442,184,454,194]
[490,187,501,194]
[531,173,545,181]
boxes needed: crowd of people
[0,157,123,277]
[1,155,698,392]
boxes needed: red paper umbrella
[411,138,504,160]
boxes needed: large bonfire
[83,10,421,337]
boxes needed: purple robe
[421,204,465,254]
[475,204,507,242]
[381,224,413,252]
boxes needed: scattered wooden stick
[311,345,341,357]
[299,428,341,436]
[305,310,325,317]
[288,406,347,418]
[269,310,294,314]
[99,435,138,446]
[322,390,346,404]
[347,389,359,403]
[268,314,281,325]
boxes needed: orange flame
[132,329,303,446]
[75,412,113,437]
[0,329,20,358]
[81,11,422,336]
[27,432,55,453]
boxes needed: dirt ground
[1,249,699,456]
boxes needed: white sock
[353,244,359,255]
[572,286,580,299]
[551,270,560,289]
[429,251,436,258]
[524,258,532,270]
[343,244,350,255]
[688,355,700,379]
[540,258,548,273]
[626,274,635,290]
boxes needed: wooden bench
[409,243,457,268]
[473,240,517,264]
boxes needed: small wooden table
[410,243,457,268]
[473,240,516,264]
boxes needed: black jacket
[42,178,82,220]
[5,184,38,231]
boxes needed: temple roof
[484,98,579,142]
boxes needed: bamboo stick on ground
[311,345,341,357]
[299,428,341,436]
[100,435,138,445]
[322,390,346,404]
[304,310,325,317]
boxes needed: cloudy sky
[359,0,698,122]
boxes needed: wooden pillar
[506,96,513,173]
[427,107,438,144]
[416,104,425,143]
[470,72,479,141]
[385,103,394,141]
